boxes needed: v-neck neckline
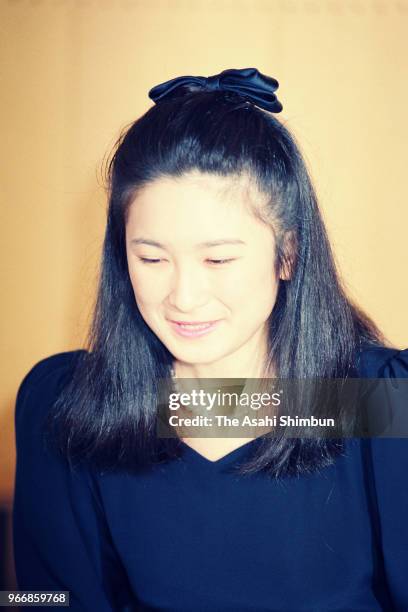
[179,438,261,470]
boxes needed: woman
[13,68,408,611]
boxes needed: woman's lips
[168,319,221,338]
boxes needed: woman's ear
[279,231,296,281]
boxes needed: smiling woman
[13,68,408,611]
[125,172,281,380]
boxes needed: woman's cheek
[241,262,280,313]
[224,259,274,295]
[251,259,279,290]
[212,271,243,301]
[129,269,167,305]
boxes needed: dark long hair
[46,88,386,478]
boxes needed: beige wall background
[1,0,407,500]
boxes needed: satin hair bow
[148,67,283,113]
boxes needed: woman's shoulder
[18,349,86,388]
[355,343,408,378]
[15,350,87,432]
[354,343,408,440]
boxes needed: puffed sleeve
[13,352,136,612]
[362,349,408,611]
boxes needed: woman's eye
[139,257,162,264]
[206,258,235,265]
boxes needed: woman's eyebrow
[130,238,246,249]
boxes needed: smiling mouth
[169,320,219,327]
[168,319,222,337]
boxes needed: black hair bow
[148,67,283,113]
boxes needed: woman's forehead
[128,170,269,218]
[125,172,276,253]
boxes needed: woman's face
[125,171,282,374]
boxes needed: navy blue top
[13,347,408,612]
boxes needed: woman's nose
[167,265,208,312]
